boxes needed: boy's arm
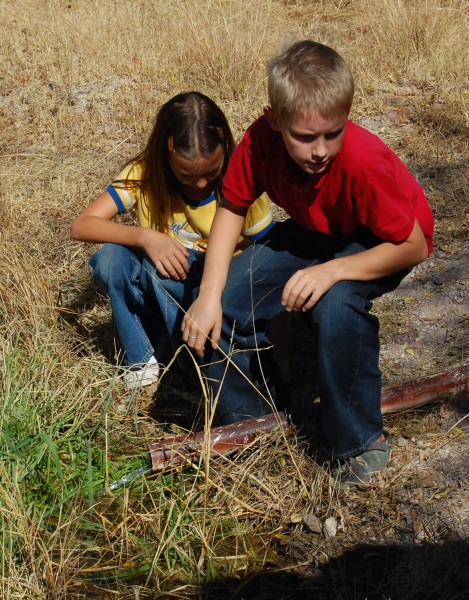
[181,199,247,357]
[282,219,429,312]
[70,191,190,280]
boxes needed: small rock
[323,517,338,539]
[302,513,322,534]
[404,514,413,526]
[290,513,302,524]
[397,436,409,448]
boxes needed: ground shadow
[58,274,118,363]
[147,361,206,431]
[199,539,469,599]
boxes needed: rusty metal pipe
[149,412,291,471]
[381,363,468,414]
[148,363,468,472]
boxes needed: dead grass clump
[364,0,467,78]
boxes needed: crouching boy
[182,40,434,484]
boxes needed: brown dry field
[1,0,468,598]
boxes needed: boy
[182,40,434,483]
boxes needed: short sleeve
[106,162,142,215]
[243,193,274,241]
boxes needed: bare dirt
[375,243,469,540]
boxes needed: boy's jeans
[89,243,205,366]
[203,219,408,459]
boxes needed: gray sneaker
[333,431,393,485]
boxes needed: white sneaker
[123,356,161,390]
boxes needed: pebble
[323,517,338,539]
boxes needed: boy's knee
[312,280,370,328]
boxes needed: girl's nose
[196,178,208,189]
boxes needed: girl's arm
[282,219,429,312]
[71,191,190,280]
[71,191,142,244]
[181,200,247,357]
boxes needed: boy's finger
[281,288,294,311]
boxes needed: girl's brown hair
[123,92,234,232]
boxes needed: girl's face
[168,144,225,193]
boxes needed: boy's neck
[291,157,330,182]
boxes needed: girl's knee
[89,244,136,288]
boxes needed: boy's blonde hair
[267,40,354,124]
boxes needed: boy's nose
[311,139,327,159]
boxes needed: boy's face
[265,108,348,175]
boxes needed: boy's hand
[282,263,338,312]
[182,293,222,358]
[142,230,190,280]
[282,221,429,312]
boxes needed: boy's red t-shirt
[222,116,434,254]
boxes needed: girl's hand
[71,191,189,282]
[282,262,339,312]
[142,229,190,280]
[181,293,222,358]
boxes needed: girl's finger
[156,261,171,278]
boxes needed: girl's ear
[263,106,281,131]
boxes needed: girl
[71,92,273,389]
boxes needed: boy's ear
[263,106,281,131]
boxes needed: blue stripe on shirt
[247,219,275,241]
[106,185,126,214]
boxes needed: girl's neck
[177,184,216,204]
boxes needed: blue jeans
[203,220,408,458]
[89,243,205,367]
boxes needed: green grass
[0,330,270,593]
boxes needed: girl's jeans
[203,219,408,458]
[89,243,205,367]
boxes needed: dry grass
[1,0,468,597]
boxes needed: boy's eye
[293,134,317,143]
[292,128,343,142]
[325,128,343,140]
